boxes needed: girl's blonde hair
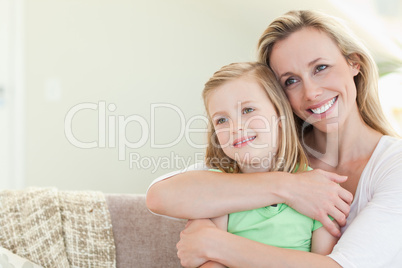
[203,62,308,173]
[258,10,397,137]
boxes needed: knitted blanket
[0,188,116,268]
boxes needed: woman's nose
[303,78,323,101]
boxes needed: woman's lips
[307,96,338,115]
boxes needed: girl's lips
[233,136,256,148]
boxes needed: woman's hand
[176,219,219,268]
[284,169,353,237]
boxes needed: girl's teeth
[235,136,256,146]
[311,97,336,114]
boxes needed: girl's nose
[231,121,243,133]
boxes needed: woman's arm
[147,169,352,237]
[177,219,342,268]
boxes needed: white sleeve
[145,162,209,219]
[328,154,402,267]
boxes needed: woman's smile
[308,96,338,115]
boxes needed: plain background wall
[19,0,402,193]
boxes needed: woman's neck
[306,105,382,168]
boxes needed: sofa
[105,194,186,267]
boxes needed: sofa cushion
[106,194,185,267]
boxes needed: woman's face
[269,27,360,133]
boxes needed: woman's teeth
[310,97,337,114]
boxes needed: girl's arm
[310,222,340,255]
[198,216,228,268]
[177,219,342,268]
[147,169,352,237]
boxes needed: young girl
[195,62,338,268]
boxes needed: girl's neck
[238,159,272,174]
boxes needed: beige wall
[23,0,400,193]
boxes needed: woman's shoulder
[365,135,402,180]
[374,135,402,159]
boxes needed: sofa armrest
[105,194,185,267]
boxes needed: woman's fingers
[338,185,354,205]
[317,213,341,238]
[177,219,216,267]
[335,196,351,221]
[322,169,353,205]
[325,170,348,184]
[287,169,352,237]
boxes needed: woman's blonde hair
[258,10,397,137]
[203,62,308,173]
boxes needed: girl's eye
[284,78,297,86]
[216,117,228,125]
[243,107,254,114]
[315,65,327,73]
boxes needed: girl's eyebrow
[210,100,255,119]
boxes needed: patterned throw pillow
[0,247,43,268]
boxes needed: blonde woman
[147,10,402,267]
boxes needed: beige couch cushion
[106,194,185,267]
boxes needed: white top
[146,136,402,267]
[328,135,402,267]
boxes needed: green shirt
[210,168,323,252]
[228,203,322,252]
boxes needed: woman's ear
[347,53,361,76]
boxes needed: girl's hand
[176,219,218,268]
[284,169,353,237]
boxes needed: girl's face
[269,27,360,133]
[207,77,280,172]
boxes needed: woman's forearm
[148,169,352,237]
[207,229,341,268]
[146,170,286,219]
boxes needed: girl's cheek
[216,132,231,148]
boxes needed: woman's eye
[243,107,254,114]
[216,118,228,125]
[315,65,327,73]
[285,78,297,86]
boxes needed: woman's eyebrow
[279,72,293,80]
[278,57,324,80]
[308,57,322,67]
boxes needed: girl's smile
[207,76,280,172]
[232,135,257,148]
